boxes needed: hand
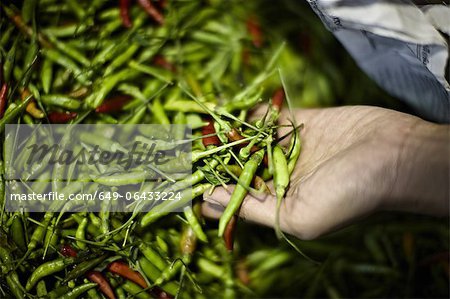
[202,106,449,239]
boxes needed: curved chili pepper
[246,16,263,48]
[95,95,131,113]
[48,111,78,123]
[107,260,148,289]
[137,0,164,25]
[202,118,221,147]
[218,149,265,237]
[120,0,132,28]
[0,83,8,119]
[86,271,116,299]
[26,257,76,291]
[60,244,78,258]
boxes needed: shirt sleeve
[306,0,450,123]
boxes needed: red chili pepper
[0,83,8,119]
[137,0,164,25]
[107,261,148,289]
[95,95,131,114]
[153,55,176,72]
[246,16,263,48]
[60,244,78,257]
[223,215,237,251]
[86,271,116,299]
[48,111,78,124]
[120,0,132,28]
[202,118,221,147]
[271,88,284,111]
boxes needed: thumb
[202,185,293,234]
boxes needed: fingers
[202,185,295,235]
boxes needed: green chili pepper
[0,247,25,299]
[42,48,91,85]
[43,219,59,254]
[123,105,146,124]
[3,273,25,299]
[3,38,19,83]
[72,213,101,238]
[94,171,148,186]
[26,257,76,291]
[22,113,34,124]
[40,57,53,94]
[140,183,212,227]
[87,69,138,108]
[43,23,89,37]
[87,287,102,299]
[173,111,187,140]
[151,97,170,125]
[66,0,85,19]
[21,0,38,24]
[63,254,108,283]
[75,216,88,250]
[139,257,179,295]
[273,145,289,201]
[218,149,265,237]
[47,34,90,67]
[41,94,81,110]
[122,280,152,299]
[138,243,167,271]
[9,213,27,252]
[60,283,97,299]
[129,60,173,84]
[23,41,39,73]
[36,280,48,298]
[26,211,53,254]
[116,286,127,299]
[0,26,14,46]
[164,99,215,114]
[273,145,289,238]
[47,285,72,299]
[92,42,120,66]
[184,205,208,243]
[104,43,139,76]
[287,127,301,175]
[154,225,196,286]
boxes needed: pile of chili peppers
[0,0,304,298]
[1,1,449,299]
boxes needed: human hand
[202,106,449,239]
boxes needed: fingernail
[203,197,223,207]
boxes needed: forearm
[385,120,449,215]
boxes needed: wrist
[381,118,449,215]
